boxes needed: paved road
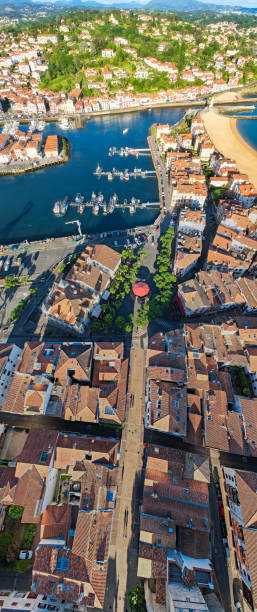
[148,134,171,211]
[1,411,257,472]
[0,568,32,591]
[209,452,233,612]
[0,411,122,440]
[105,348,146,612]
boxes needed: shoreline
[0,156,68,177]
[1,85,257,127]
[0,136,70,177]
[0,100,204,127]
[201,108,257,189]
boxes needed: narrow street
[105,348,146,611]
[209,450,233,612]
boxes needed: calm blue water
[237,104,257,152]
[0,107,184,244]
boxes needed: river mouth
[0,107,184,244]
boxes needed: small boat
[108,198,115,214]
[107,172,113,181]
[129,200,136,214]
[120,172,124,181]
[108,147,116,156]
[96,163,102,175]
[75,193,82,203]
[122,128,129,135]
[59,118,72,130]
[97,192,104,203]
[113,193,118,205]
[60,200,69,217]
[124,171,129,181]
[29,120,37,133]
[53,201,61,216]
[78,205,84,214]
[102,202,108,215]
[91,192,96,201]
[38,120,46,131]
[92,202,99,215]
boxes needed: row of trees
[90,247,146,335]
[5,275,28,289]
[8,287,38,322]
[134,227,176,328]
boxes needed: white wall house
[0,344,22,409]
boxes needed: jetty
[93,166,156,180]
[108,146,151,157]
[68,195,160,215]
[227,115,257,120]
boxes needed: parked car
[4,258,11,272]
[19,550,33,560]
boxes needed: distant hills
[1,0,257,14]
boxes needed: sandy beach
[201,108,257,189]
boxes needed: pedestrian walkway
[106,348,146,611]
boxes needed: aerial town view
[1,0,257,610]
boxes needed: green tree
[58,263,66,273]
[128,584,146,612]
[22,524,37,549]
[115,315,125,330]
[8,505,24,520]
[6,542,19,564]
[90,320,101,334]
[4,275,19,289]
[0,533,12,563]
[104,313,113,326]
[124,322,132,334]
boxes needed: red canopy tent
[132,281,150,297]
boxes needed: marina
[0,106,186,243]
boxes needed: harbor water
[0,107,184,244]
[237,104,257,150]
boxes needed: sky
[77,0,257,6]
[28,0,257,9]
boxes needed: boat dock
[228,115,257,120]
[94,166,156,180]
[69,196,159,215]
[108,146,151,157]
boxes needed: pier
[53,193,160,216]
[68,196,160,215]
[93,166,156,180]
[108,146,151,157]
[227,115,257,120]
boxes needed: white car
[19,550,33,560]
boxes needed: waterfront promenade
[0,220,160,254]
[0,154,66,177]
